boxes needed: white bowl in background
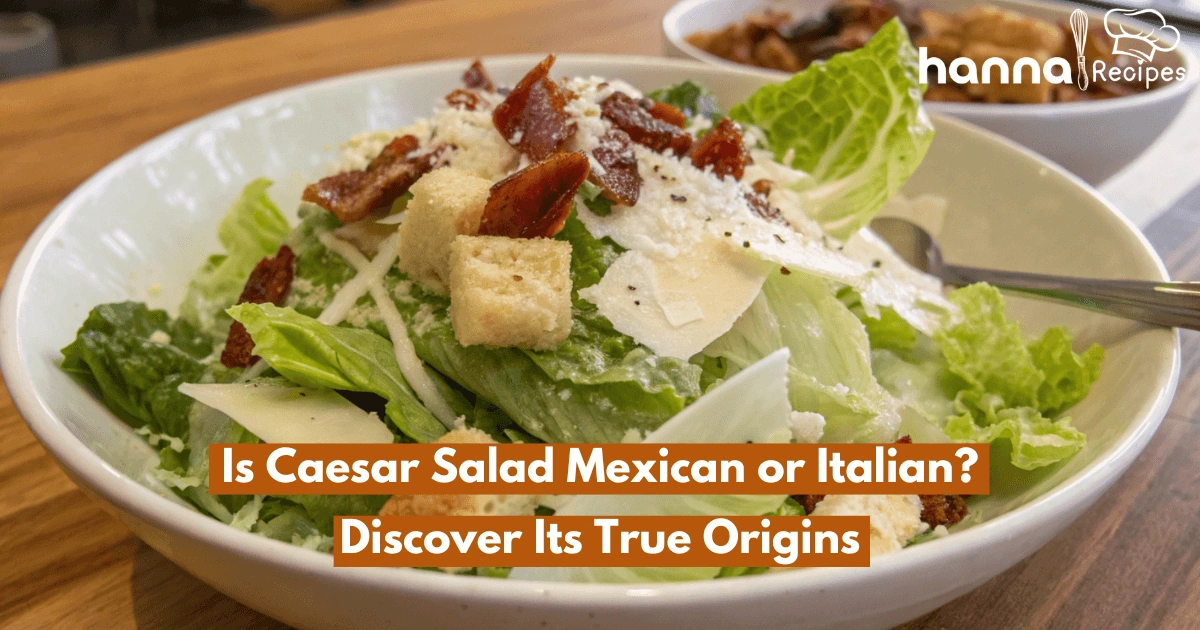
[0,55,1179,629]
[663,0,1200,184]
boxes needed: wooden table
[1,1,1198,627]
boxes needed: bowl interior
[0,55,1177,594]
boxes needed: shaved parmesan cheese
[579,238,768,359]
[178,383,394,444]
[320,233,457,427]
[558,82,951,346]
[316,231,399,326]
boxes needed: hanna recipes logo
[919,8,1187,94]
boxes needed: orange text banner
[211,442,988,495]
[333,515,871,568]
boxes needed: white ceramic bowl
[663,0,1200,184]
[0,55,1179,630]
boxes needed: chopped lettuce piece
[840,288,917,352]
[729,20,933,240]
[936,284,1103,419]
[61,302,216,439]
[706,270,901,443]
[381,279,688,443]
[945,404,1085,470]
[646,80,724,122]
[510,348,793,583]
[904,283,1100,469]
[228,303,445,443]
[1029,327,1105,417]
[179,179,291,336]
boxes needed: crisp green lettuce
[1030,327,1105,417]
[936,284,1103,419]
[706,270,901,443]
[729,19,933,240]
[945,402,1086,470]
[61,302,216,439]
[179,179,291,336]
[646,80,724,122]
[227,303,445,443]
[278,208,701,443]
[867,283,1100,469]
[839,288,917,352]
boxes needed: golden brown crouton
[397,166,492,294]
[959,6,1065,56]
[962,43,1054,104]
[448,235,572,350]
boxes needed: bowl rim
[662,0,1200,117]
[0,53,1181,608]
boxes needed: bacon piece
[689,117,750,180]
[640,98,689,128]
[302,136,444,224]
[746,179,785,224]
[600,92,692,155]
[445,88,482,111]
[492,55,577,161]
[478,152,589,239]
[463,59,495,92]
[589,129,640,206]
[220,245,296,368]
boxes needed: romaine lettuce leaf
[61,302,216,439]
[706,270,901,443]
[945,402,1086,470]
[646,80,724,122]
[936,283,1103,419]
[179,179,291,336]
[729,19,933,240]
[380,278,686,443]
[890,283,1100,469]
[1029,326,1105,417]
[227,303,446,443]
[510,348,794,583]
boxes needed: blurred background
[0,0,394,79]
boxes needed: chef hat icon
[1104,8,1181,63]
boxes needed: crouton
[959,6,1064,56]
[962,43,1054,104]
[448,235,572,350]
[378,428,537,518]
[397,166,492,294]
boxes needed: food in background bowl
[684,0,1160,103]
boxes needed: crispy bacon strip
[220,245,296,368]
[689,117,750,180]
[463,59,495,92]
[640,98,688,128]
[302,135,441,224]
[793,436,970,528]
[589,129,640,206]
[478,152,589,239]
[600,92,692,156]
[445,88,482,111]
[746,179,785,224]
[492,55,577,162]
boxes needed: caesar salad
[61,20,1103,583]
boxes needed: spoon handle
[939,264,1200,330]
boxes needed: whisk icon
[1071,9,1089,90]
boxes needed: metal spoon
[868,217,1200,330]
